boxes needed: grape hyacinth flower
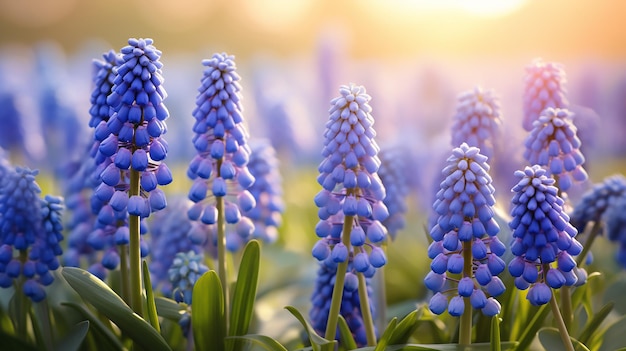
[149,197,203,296]
[508,165,584,306]
[89,50,123,129]
[310,261,376,347]
[425,143,504,321]
[523,107,588,192]
[569,174,626,233]
[243,140,284,244]
[187,53,256,252]
[168,250,209,305]
[312,83,387,345]
[0,167,65,301]
[377,144,409,240]
[450,86,502,159]
[523,58,569,131]
[604,194,626,268]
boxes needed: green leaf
[61,267,171,351]
[388,309,422,345]
[227,334,289,351]
[54,321,89,351]
[143,260,161,334]
[538,327,589,351]
[512,304,550,351]
[374,317,398,351]
[192,270,226,351]
[61,302,123,351]
[0,327,38,351]
[577,301,613,346]
[491,315,501,351]
[228,240,261,351]
[155,297,186,321]
[337,315,358,350]
[284,305,335,351]
[603,277,626,315]
[598,316,626,351]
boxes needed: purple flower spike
[312,83,389,279]
[523,58,569,131]
[508,165,584,305]
[425,143,504,316]
[523,107,588,192]
[186,53,257,252]
[451,86,502,159]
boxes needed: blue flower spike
[524,107,588,192]
[425,143,504,317]
[186,53,257,253]
[523,58,569,131]
[508,165,584,305]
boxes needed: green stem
[561,286,573,331]
[129,168,143,316]
[357,272,377,346]
[119,244,131,306]
[459,240,473,346]
[549,290,575,351]
[576,221,602,267]
[324,214,354,341]
[216,195,229,332]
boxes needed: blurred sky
[1,0,625,62]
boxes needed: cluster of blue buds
[522,58,569,131]
[149,197,202,296]
[523,107,588,192]
[168,250,209,305]
[508,165,584,305]
[450,86,502,159]
[569,174,626,232]
[187,53,256,252]
[312,83,389,277]
[604,195,626,268]
[310,261,376,347]
[425,143,504,317]
[377,145,409,240]
[0,167,65,301]
[243,140,284,244]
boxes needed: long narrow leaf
[513,304,550,351]
[143,260,161,333]
[155,297,186,321]
[61,267,171,351]
[61,302,123,351]
[54,321,90,351]
[337,315,358,350]
[227,334,289,351]
[285,305,335,351]
[577,301,613,346]
[389,309,422,345]
[374,317,398,351]
[228,240,260,351]
[192,270,226,351]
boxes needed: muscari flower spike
[425,143,504,317]
[149,197,203,296]
[377,144,409,240]
[310,261,376,347]
[90,50,123,129]
[522,58,569,131]
[243,140,284,244]
[604,194,626,268]
[312,83,389,277]
[569,174,626,233]
[0,167,65,301]
[523,107,588,192]
[168,250,209,305]
[99,37,173,220]
[187,53,256,253]
[450,86,502,159]
[508,165,584,306]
